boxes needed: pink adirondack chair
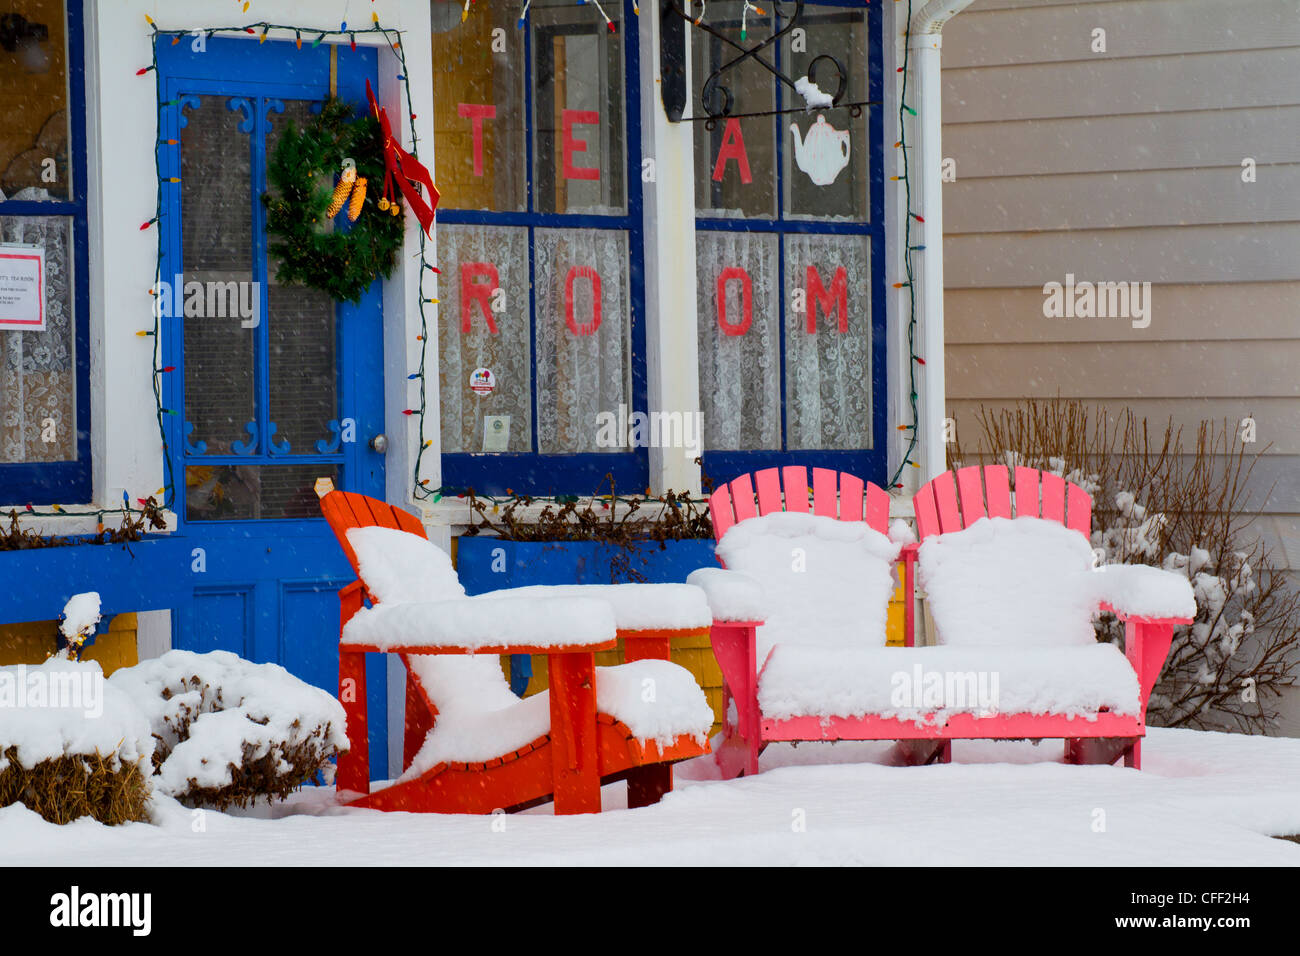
[694,466,901,778]
[909,464,1193,769]
[694,464,1194,776]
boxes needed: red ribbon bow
[366,80,439,238]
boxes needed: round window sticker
[469,367,496,396]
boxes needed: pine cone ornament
[326,160,358,218]
[347,176,368,222]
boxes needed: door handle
[369,433,388,454]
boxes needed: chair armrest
[1094,564,1195,624]
[686,568,768,625]
[475,582,712,633]
[340,595,617,654]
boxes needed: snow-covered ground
[3,727,1298,866]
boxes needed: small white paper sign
[0,243,45,331]
[483,414,511,452]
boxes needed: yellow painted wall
[0,613,139,675]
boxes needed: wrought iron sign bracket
[660,0,877,128]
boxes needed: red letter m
[806,266,848,333]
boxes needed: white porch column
[639,8,702,495]
[911,30,948,482]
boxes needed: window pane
[437,224,532,454]
[692,2,776,219]
[783,233,871,450]
[534,228,630,454]
[267,100,338,455]
[185,464,336,522]
[431,1,527,212]
[0,0,70,201]
[695,231,780,450]
[180,94,256,456]
[531,5,626,215]
[0,214,74,461]
[783,6,870,221]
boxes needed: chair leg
[548,652,601,814]
[1125,738,1141,769]
[337,649,369,794]
[626,764,673,808]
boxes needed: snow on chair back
[913,465,1092,541]
[709,467,890,543]
[321,490,428,575]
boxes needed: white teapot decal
[790,114,851,186]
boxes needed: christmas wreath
[262,97,404,304]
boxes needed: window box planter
[0,535,194,626]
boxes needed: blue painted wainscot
[457,537,719,694]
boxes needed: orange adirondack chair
[321,491,712,814]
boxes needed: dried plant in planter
[109,650,349,811]
[0,497,167,552]
[957,399,1300,733]
[462,472,714,583]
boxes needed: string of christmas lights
[888,0,924,490]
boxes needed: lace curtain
[784,233,872,450]
[438,224,532,453]
[0,214,74,463]
[695,230,781,449]
[534,228,630,454]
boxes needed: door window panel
[179,94,256,457]
[185,463,337,521]
[266,100,338,455]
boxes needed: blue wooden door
[157,37,388,777]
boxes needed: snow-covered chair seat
[322,492,714,815]
[695,465,1195,776]
[756,643,1141,722]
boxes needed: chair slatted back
[913,465,1092,541]
[321,490,428,579]
[709,466,891,544]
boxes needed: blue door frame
[156,37,389,780]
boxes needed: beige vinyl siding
[940,0,1300,513]
[940,0,1300,730]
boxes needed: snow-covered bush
[0,659,153,824]
[958,400,1298,732]
[110,650,348,810]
